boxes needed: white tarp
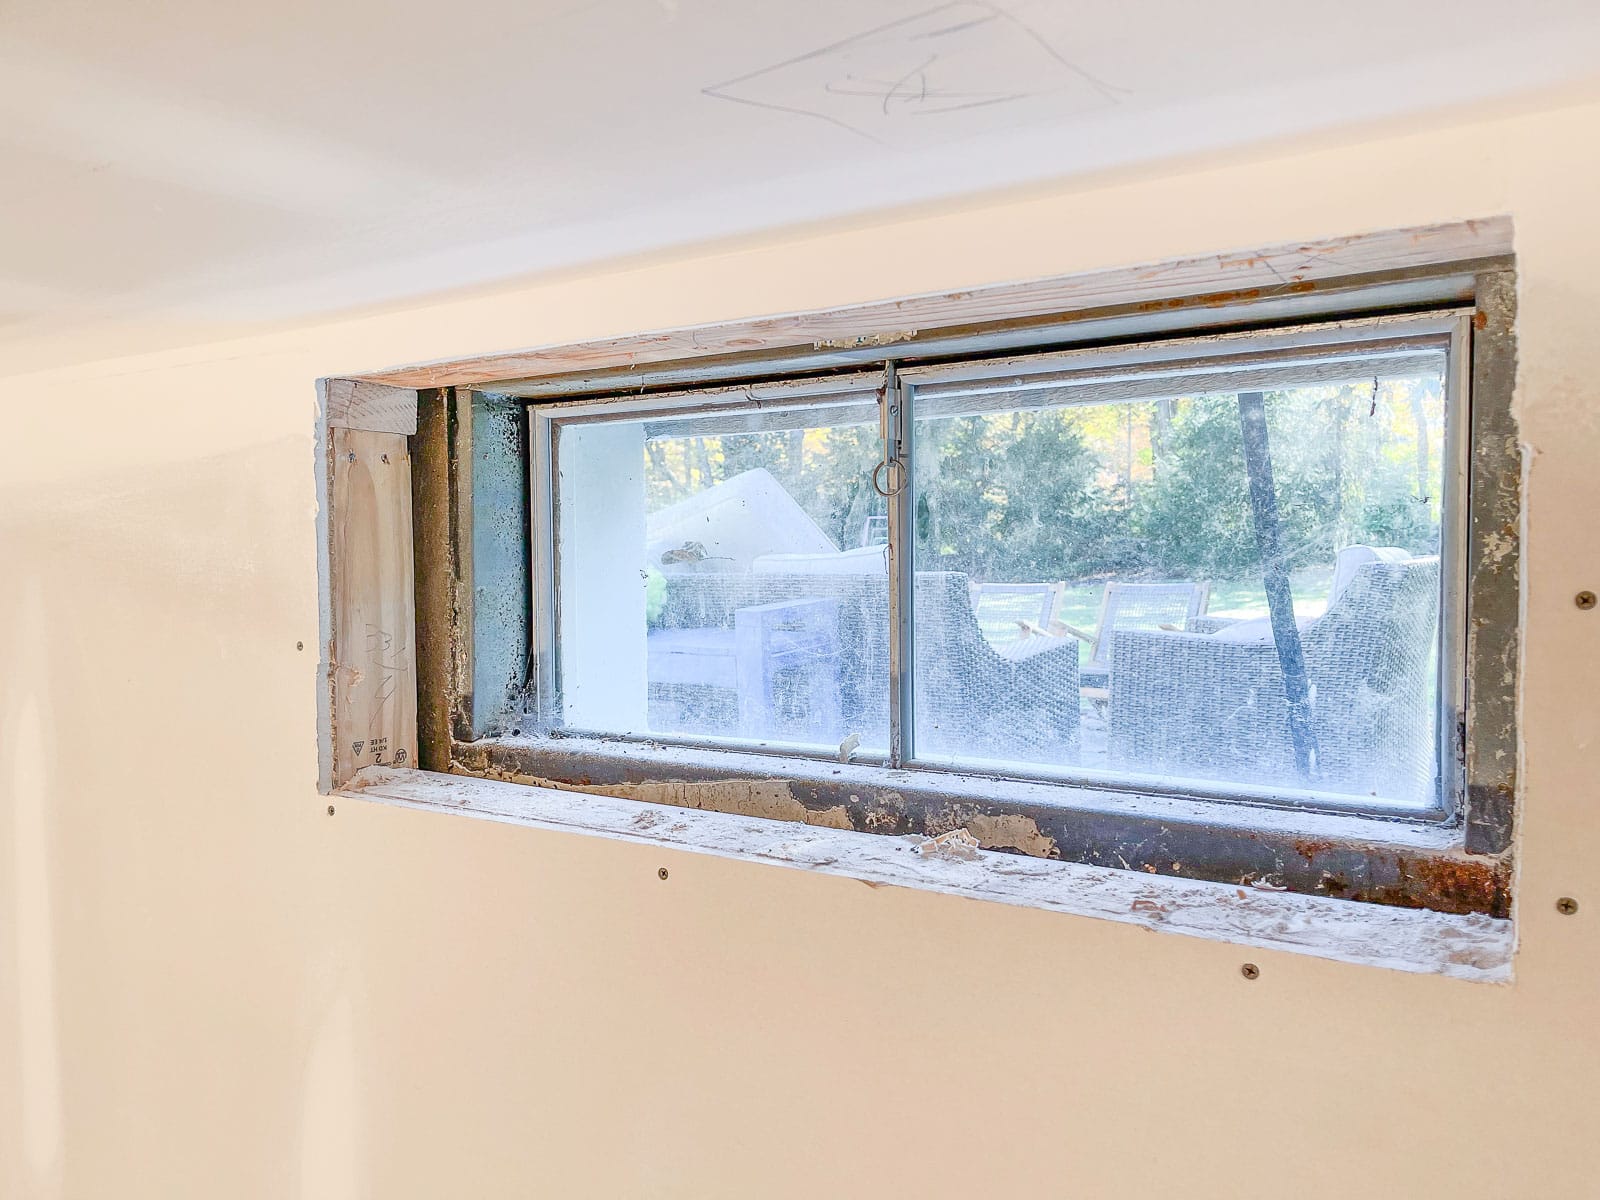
[645,467,837,571]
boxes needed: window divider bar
[885,363,915,767]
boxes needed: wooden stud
[410,390,456,773]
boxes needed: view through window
[545,321,1460,813]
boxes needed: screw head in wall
[658,867,669,881]
[1240,962,1260,980]
[1557,897,1579,915]
[327,805,336,817]
[1577,591,1597,610]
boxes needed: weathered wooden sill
[343,766,1515,982]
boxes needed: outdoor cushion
[1210,615,1313,644]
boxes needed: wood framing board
[410,390,455,773]
[354,217,1513,390]
[330,427,418,785]
[324,378,418,434]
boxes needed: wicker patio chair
[969,581,1060,647]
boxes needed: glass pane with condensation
[554,394,890,754]
[909,352,1448,810]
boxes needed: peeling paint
[809,804,854,831]
[474,765,862,833]
[918,828,982,860]
[967,813,1059,858]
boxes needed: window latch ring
[871,457,906,498]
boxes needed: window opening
[529,314,1468,817]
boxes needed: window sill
[447,734,1511,919]
[343,765,1514,982]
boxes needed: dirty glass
[909,349,1450,809]
[553,391,891,753]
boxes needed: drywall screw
[658,867,669,881]
[1577,591,1596,610]
[1240,962,1260,980]
[1557,897,1579,915]
[347,451,356,462]
[327,805,336,817]
[296,641,304,651]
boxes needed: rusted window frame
[403,238,1519,918]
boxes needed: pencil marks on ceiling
[703,1,1125,144]
[6,0,1600,359]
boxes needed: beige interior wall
[2,99,1597,1199]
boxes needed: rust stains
[1362,855,1513,918]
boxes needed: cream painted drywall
[1,99,1597,1198]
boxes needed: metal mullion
[528,409,559,734]
[884,363,915,766]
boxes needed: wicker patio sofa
[1106,557,1440,803]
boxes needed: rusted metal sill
[450,735,1512,919]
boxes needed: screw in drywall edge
[296,641,304,651]
[1240,963,1260,980]
[658,867,669,881]
[1577,591,1597,610]
[1557,897,1579,915]
[327,805,336,817]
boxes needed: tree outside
[641,376,1444,628]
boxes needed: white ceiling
[4,0,1599,354]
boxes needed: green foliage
[1133,397,1256,578]
[913,409,1121,581]
[644,567,668,626]
[641,377,1444,589]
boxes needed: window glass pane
[910,351,1448,808]
[553,392,890,753]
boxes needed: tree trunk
[1407,385,1431,503]
[645,440,684,500]
[1329,388,1348,549]
[1237,391,1318,780]
[1152,399,1174,476]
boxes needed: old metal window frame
[321,218,1520,923]
[519,314,1470,820]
